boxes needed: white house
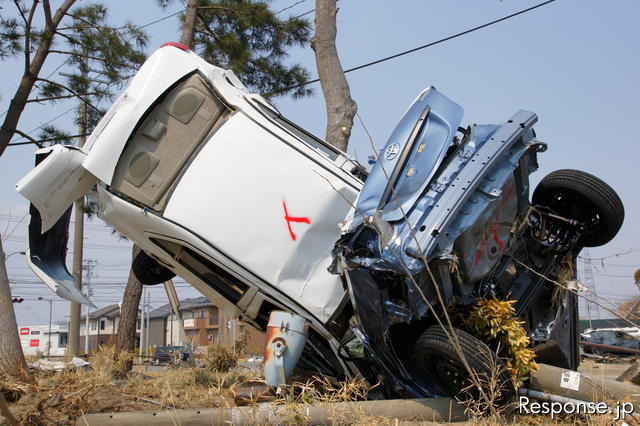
[18,322,68,356]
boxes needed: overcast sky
[2,0,638,325]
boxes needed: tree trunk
[0,0,77,157]
[0,236,27,375]
[181,0,200,49]
[311,0,357,152]
[114,245,143,365]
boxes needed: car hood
[344,87,463,229]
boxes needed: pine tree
[0,0,147,375]
[161,0,313,99]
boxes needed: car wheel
[132,251,176,285]
[414,325,515,406]
[532,169,624,247]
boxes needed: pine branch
[12,1,28,27]
[26,93,99,103]
[35,78,102,112]
[13,129,43,147]
[42,0,54,27]
[197,5,250,16]
[12,0,29,70]
[48,49,138,69]
[24,0,39,70]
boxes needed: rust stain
[263,325,284,364]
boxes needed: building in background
[78,304,130,350]
[18,296,264,356]
[19,322,68,356]
[148,297,264,354]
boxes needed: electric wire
[271,0,558,95]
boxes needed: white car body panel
[163,113,358,322]
[16,145,96,232]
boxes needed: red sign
[19,327,29,335]
[29,339,40,347]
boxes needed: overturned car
[17,43,624,402]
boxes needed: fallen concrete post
[76,397,466,425]
[529,363,640,406]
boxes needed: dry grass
[0,345,262,425]
[2,346,629,425]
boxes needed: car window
[111,72,231,211]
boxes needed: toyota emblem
[384,143,400,161]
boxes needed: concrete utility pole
[145,289,150,355]
[83,259,96,354]
[68,99,87,356]
[227,319,236,355]
[38,297,53,358]
[581,248,599,327]
[139,287,145,360]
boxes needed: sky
[1,0,639,326]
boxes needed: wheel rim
[424,354,471,395]
[538,188,602,238]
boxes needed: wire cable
[272,0,558,94]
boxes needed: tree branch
[27,93,98,103]
[13,129,43,147]
[196,5,249,16]
[36,78,102,112]
[12,1,28,27]
[49,49,138,69]
[24,0,39,71]
[42,0,53,27]
[13,0,30,71]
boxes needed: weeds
[202,345,237,372]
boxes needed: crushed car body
[17,43,624,402]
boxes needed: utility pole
[139,286,145,361]
[227,319,236,355]
[38,297,53,358]
[145,289,150,356]
[68,98,87,357]
[83,259,96,354]
[582,249,599,327]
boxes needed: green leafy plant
[465,298,537,388]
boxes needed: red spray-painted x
[282,201,311,241]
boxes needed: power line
[579,248,640,262]
[273,0,558,95]
[136,10,182,30]
[276,0,308,14]
[292,9,314,19]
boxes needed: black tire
[532,169,624,247]
[132,250,176,285]
[414,326,515,406]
